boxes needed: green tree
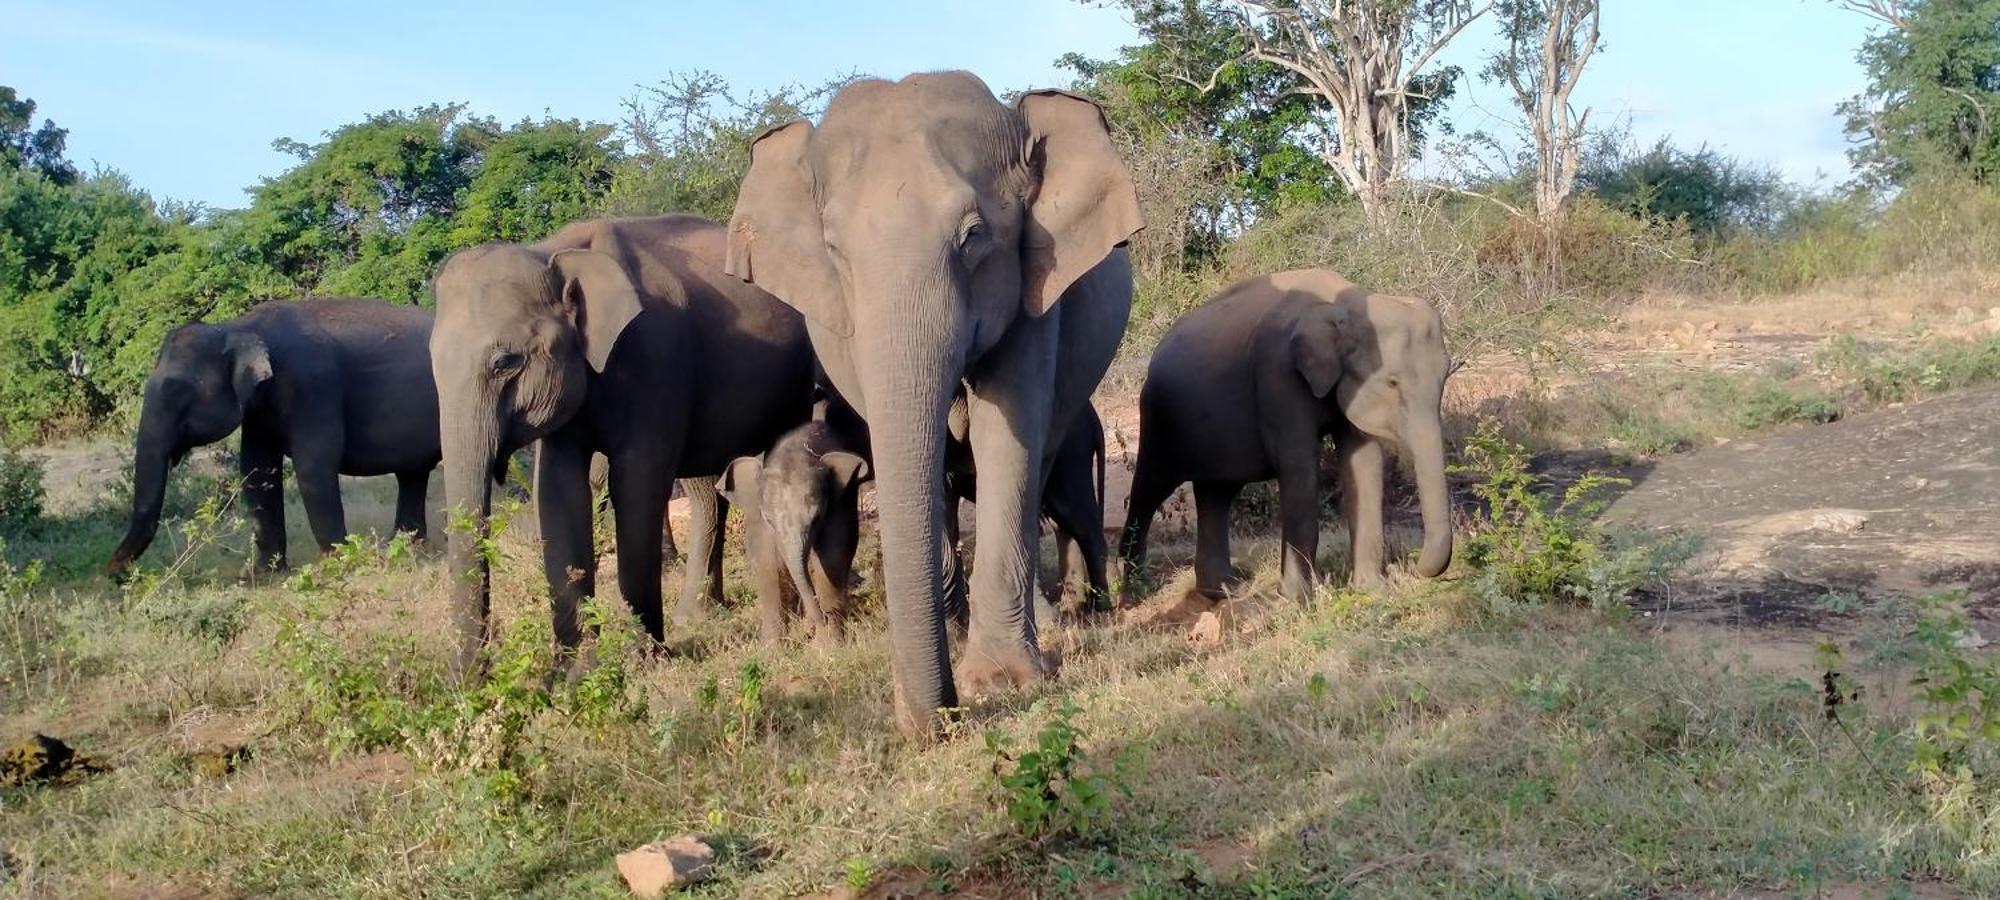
[452,118,620,244]
[1059,0,1342,218]
[241,104,489,300]
[1581,136,1791,235]
[0,86,78,186]
[1838,0,2000,187]
[600,70,849,221]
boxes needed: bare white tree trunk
[1496,0,1601,223]
[1226,0,1491,225]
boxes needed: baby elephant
[718,421,870,646]
[1121,269,1454,603]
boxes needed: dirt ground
[1609,384,2000,640]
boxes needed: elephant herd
[102,72,1453,735]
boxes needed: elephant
[104,298,439,578]
[943,400,1109,622]
[1119,269,1453,604]
[430,214,814,674]
[725,71,1142,733]
[716,420,870,647]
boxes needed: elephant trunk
[780,530,818,623]
[106,402,176,578]
[1407,410,1453,578]
[440,411,499,681]
[855,289,963,737]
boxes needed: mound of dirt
[1609,385,2000,636]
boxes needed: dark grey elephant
[105,298,439,578]
[944,400,1109,621]
[430,214,814,674]
[725,72,1141,733]
[1120,269,1453,603]
[717,420,870,647]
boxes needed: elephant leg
[745,523,791,646]
[1043,480,1109,617]
[940,490,968,645]
[608,445,674,646]
[293,449,348,556]
[536,430,597,656]
[811,495,859,645]
[1277,452,1323,603]
[958,332,1058,695]
[1192,481,1240,600]
[393,469,429,544]
[1118,451,1179,602]
[1342,433,1388,589]
[239,430,288,573]
[1042,530,1073,621]
[673,479,727,625]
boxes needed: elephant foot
[955,637,1055,699]
[671,595,712,628]
[1347,567,1388,594]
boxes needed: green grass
[1,468,1992,898]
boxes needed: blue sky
[3,0,1876,209]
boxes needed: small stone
[1808,510,1868,534]
[1187,609,1230,647]
[616,835,715,897]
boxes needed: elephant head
[724,72,1140,729]
[429,242,642,675]
[718,427,870,621]
[1294,296,1454,578]
[106,324,272,578]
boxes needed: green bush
[0,444,44,531]
[1453,419,1685,611]
[985,699,1138,845]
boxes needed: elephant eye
[958,216,987,251]
[490,350,526,375]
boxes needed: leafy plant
[1453,418,1685,610]
[985,699,1138,844]
[0,445,45,532]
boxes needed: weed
[985,698,1138,845]
[1453,419,1682,611]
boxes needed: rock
[616,835,715,897]
[1187,607,1233,647]
[1,734,107,788]
[1808,510,1869,534]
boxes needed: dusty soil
[1609,385,2000,640]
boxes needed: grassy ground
[1,464,1991,899]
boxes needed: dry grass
[0,472,1987,897]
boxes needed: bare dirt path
[1609,384,2000,639]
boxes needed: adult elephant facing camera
[432,215,813,676]
[726,72,1141,734]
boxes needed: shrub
[0,445,45,532]
[985,699,1138,845]
[1453,419,1685,610]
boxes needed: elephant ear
[718,456,763,507]
[225,331,272,414]
[726,120,851,336]
[548,248,644,373]
[1016,89,1143,317]
[1291,311,1344,399]
[823,451,870,492]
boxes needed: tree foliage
[0,87,630,443]
[1580,136,1792,235]
[0,86,77,186]
[1839,0,2000,187]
